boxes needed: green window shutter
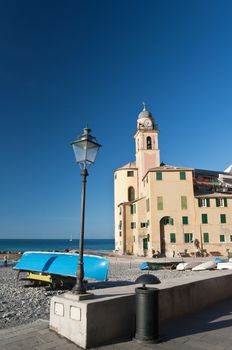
[170,233,176,243]
[143,238,148,250]
[198,198,202,207]
[181,196,188,210]
[156,172,162,180]
[224,198,228,207]
[180,171,186,180]
[190,233,193,242]
[182,216,188,225]
[134,204,136,214]
[220,235,225,242]
[220,214,226,224]
[216,198,220,207]
[146,199,150,212]
[202,214,208,224]
[157,196,163,210]
[203,232,209,243]
[206,198,210,207]
[184,233,189,243]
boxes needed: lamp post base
[66,291,94,301]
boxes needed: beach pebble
[0,259,198,329]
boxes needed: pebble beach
[0,254,204,330]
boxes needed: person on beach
[4,255,8,267]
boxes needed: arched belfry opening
[128,186,135,201]
[147,136,152,150]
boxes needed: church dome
[138,103,153,120]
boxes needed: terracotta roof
[195,192,232,198]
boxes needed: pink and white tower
[134,103,160,195]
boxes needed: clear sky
[0,0,232,239]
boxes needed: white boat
[185,261,203,270]
[217,262,232,270]
[176,263,188,271]
[176,261,203,271]
[192,261,216,271]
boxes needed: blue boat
[14,251,109,281]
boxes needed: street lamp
[71,127,101,294]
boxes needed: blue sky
[0,0,232,239]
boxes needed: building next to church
[114,104,232,257]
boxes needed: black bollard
[135,286,159,342]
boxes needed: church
[114,104,232,257]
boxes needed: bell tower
[134,103,160,194]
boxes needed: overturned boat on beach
[14,251,109,288]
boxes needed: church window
[130,204,136,214]
[157,196,163,210]
[128,186,135,201]
[127,171,134,177]
[146,199,150,212]
[181,196,188,210]
[147,136,152,150]
[131,222,136,229]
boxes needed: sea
[0,239,115,253]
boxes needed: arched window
[147,136,152,150]
[128,186,135,201]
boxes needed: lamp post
[71,128,101,294]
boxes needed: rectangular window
[170,233,176,243]
[181,196,188,210]
[119,206,122,215]
[230,235,232,242]
[198,198,210,207]
[146,220,150,227]
[216,198,228,207]
[119,221,122,230]
[184,233,193,243]
[180,171,186,180]
[131,222,136,229]
[140,223,146,228]
[220,234,225,242]
[203,232,209,243]
[119,231,122,237]
[156,172,162,180]
[130,204,136,214]
[146,198,150,212]
[220,214,226,224]
[202,214,208,224]
[127,171,134,177]
[157,196,163,210]
[182,216,189,225]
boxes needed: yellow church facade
[114,105,232,257]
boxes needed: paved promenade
[1,298,232,349]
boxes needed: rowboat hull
[14,251,109,281]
